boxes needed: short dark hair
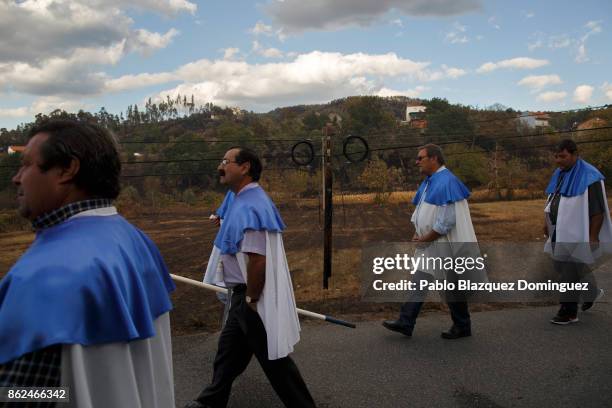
[419,143,445,165]
[234,147,262,181]
[556,139,578,154]
[29,120,122,199]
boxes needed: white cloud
[265,0,482,32]
[127,28,179,55]
[548,35,571,49]
[573,85,594,104]
[376,86,427,98]
[517,74,562,90]
[0,43,125,95]
[576,20,603,63]
[222,47,241,60]
[441,65,467,79]
[390,18,403,27]
[445,22,469,44]
[0,96,90,119]
[477,57,549,73]
[524,11,535,19]
[251,21,274,36]
[602,82,612,101]
[105,72,178,92]
[527,39,543,51]
[537,91,567,102]
[0,106,30,118]
[0,0,192,99]
[116,51,464,111]
[252,41,284,59]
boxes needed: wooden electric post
[322,124,334,289]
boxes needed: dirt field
[0,198,556,335]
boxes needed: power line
[336,125,612,158]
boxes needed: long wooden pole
[171,274,356,329]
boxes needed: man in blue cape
[0,120,176,407]
[185,147,315,408]
[544,139,612,324]
[383,144,479,339]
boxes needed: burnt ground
[0,199,552,336]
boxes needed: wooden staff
[171,274,356,329]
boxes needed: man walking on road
[544,139,612,324]
[383,144,480,339]
[185,147,316,408]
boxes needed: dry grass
[335,188,545,205]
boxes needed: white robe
[61,312,174,408]
[204,231,301,360]
[544,180,612,264]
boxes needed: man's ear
[241,161,251,177]
[58,157,80,184]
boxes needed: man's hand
[415,230,442,243]
[543,223,549,238]
[209,214,221,227]
[247,301,257,312]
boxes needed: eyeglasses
[220,158,239,166]
[415,155,428,162]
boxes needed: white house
[518,112,550,128]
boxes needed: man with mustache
[0,120,176,407]
[185,147,315,408]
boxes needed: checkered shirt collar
[32,198,114,231]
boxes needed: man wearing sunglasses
[185,147,316,408]
[383,144,479,339]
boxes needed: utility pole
[322,124,334,289]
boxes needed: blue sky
[1,0,611,129]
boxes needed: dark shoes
[550,314,579,325]
[382,320,412,337]
[582,288,605,311]
[440,325,471,339]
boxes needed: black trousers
[554,260,599,315]
[399,270,471,332]
[196,285,316,408]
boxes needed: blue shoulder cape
[412,167,470,206]
[0,215,175,364]
[545,158,604,197]
[214,185,286,254]
[215,190,235,219]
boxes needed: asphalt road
[173,274,612,408]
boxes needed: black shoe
[582,289,605,311]
[184,401,207,408]
[441,325,471,339]
[382,320,412,336]
[550,314,579,325]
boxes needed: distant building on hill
[518,112,550,128]
[401,104,427,129]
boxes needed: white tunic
[544,180,612,263]
[61,311,174,408]
[204,231,301,360]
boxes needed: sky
[1,0,611,129]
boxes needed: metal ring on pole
[291,140,315,166]
[342,135,369,163]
